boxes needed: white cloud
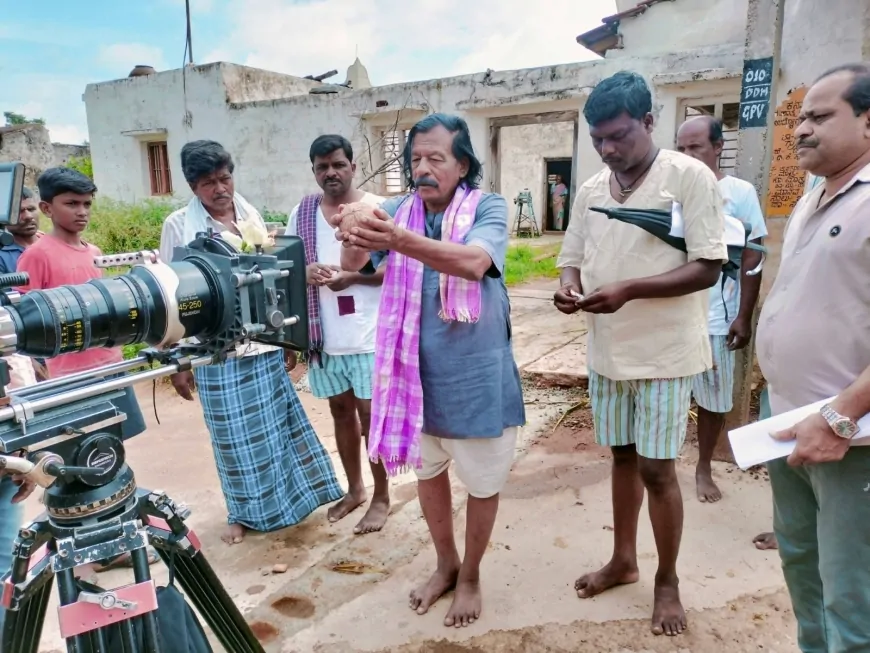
[99,43,167,74]
[47,124,89,145]
[215,0,616,85]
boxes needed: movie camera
[0,161,309,652]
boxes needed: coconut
[335,201,378,236]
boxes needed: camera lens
[5,259,229,357]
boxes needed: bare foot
[753,531,778,550]
[575,559,639,598]
[354,496,390,535]
[651,579,687,636]
[409,564,460,615]
[695,470,722,503]
[444,578,481,628]
[221,523,246,545]
[327,491,367,523]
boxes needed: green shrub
[504,244,561,286]
[83,198,180,255]
[66,155,93,180]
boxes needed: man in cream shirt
[286,134,390,536]
[554,71,727,638]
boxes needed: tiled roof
[576,0,675,55]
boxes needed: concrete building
[83,0,869,251]
[0,123,90,189]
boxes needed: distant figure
[160,140,343,545]
[285,134,390,535]
[549,174,568,230]
[554,71,726,637]
[676,115,767,504]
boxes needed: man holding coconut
[160,140,343,545]
[329,114,525,628]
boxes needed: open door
[545,158,573,232]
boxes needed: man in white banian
[676,116,767,504]
[286,134,389,535]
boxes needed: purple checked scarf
[296,193,324,367]
[367,184,483,476]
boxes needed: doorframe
[488,111,580,232]
[542,156,573,233]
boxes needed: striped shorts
[588,370,692,460]
[308,351,375,400]
[691,335,736,413]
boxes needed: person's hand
[727,315,752,350]
[306,263,336,286]
[576,282,634,314]
[284,349,297,372]
[32,359,48,382]
[771,412,850,466]
[324,271,354,292]
[170,371,196,401]
[554,283,583,315]
[342,209,401,251]
[10,476,35,504]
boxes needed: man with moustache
[330,113,525,628]
[0,186,42,274]
[676,115,767,503]
[554,70,727,637]
[756,63,870,653]
[160,140,343,545]
[285,134,390,535]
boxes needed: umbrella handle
[746,251,765,277]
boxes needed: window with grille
[381,129,408,195]
[681,101,740,176]
[147,141,172,195]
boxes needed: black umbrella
[589,206,767,281]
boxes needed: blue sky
[1,0,615,145]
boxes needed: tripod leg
[130,545,161,653]
[56,568,90,653]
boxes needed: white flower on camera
[235,220,269,247]
[221,231,244,250]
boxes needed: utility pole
[715,0,787,461]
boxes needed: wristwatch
[819,403,861,439]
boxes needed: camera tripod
[0,460,266,653]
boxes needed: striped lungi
[193,349,343,531]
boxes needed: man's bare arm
[340,247,372,272]
[623,259,721,300]
[393,230,492,281]
[348,266,385,286]
[830,365,870,422]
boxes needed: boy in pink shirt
[15,168,156,576]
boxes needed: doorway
[545,158,572,232]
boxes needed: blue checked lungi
[193,349,343,531]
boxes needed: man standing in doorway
[676,115,767,503]
[286,134,390,535]
[757,63,870,653]
[554,70,727,637]
[549,174,569,231]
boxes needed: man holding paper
[554,71,727,637]
[755,63,870,653]
[676,116,767,503]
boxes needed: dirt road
[25,375,795,653]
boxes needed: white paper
[723,215,748,247]
[668,201,745,247]
[727,397,870,469]
[669,201,685,237]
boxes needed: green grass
[503,244,561,287]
